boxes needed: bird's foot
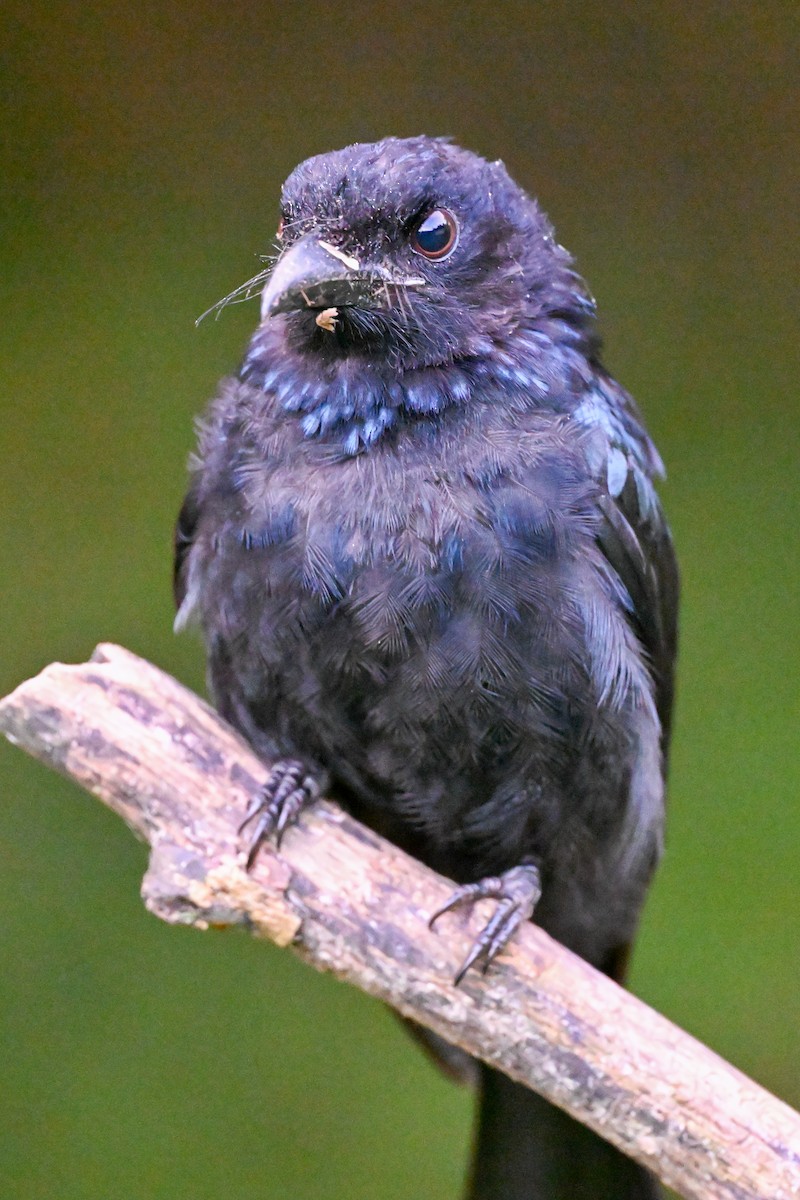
[429,862,542,985]
[239,759,320,868]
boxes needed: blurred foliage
[1,3,798,1197]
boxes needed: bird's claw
[429,862,542,985]
[239,758,320,868]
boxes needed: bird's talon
[239,758,319,867]
[431,863,542,984]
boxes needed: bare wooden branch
[1,644,798,1199]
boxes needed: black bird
[175,135,678,1200]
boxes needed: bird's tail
[466,1064,661,1199]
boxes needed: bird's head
[232,137,596,451]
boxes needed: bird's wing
[574,377,679,758]
[173,480,202,623]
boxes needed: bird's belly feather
[196,471,661,920]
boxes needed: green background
[2,4,797,1197]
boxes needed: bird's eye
[410,208,458,260]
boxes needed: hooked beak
[260,236,423,321]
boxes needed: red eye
[410,208,458,259]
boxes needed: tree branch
[1,643,798,1199]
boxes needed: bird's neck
[239,316,596,456]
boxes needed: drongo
[175,135,678,1199]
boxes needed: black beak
[260,236,423,320]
